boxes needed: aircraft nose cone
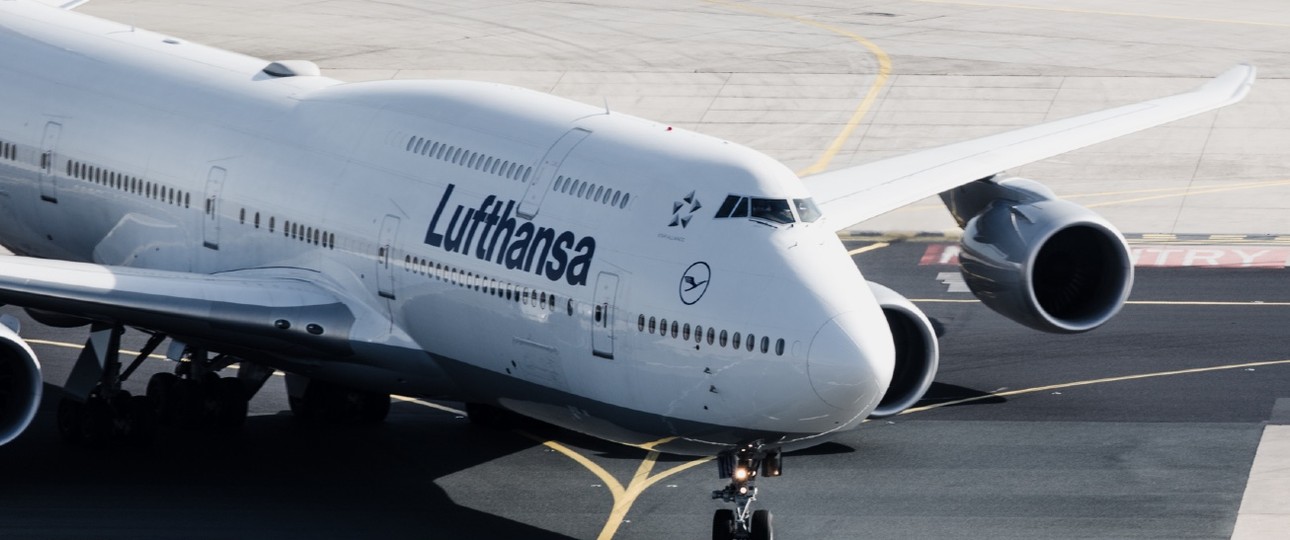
[807,310,894,411]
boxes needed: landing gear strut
[56,322,163,446]
[56,322,269,445]
[711,444,781,540]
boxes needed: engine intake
[0,321,41,446]
[943,176,1133,333]
[867,283,939,418]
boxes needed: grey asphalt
[2,240,1287,539]
[2,1,1287,538]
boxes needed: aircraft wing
[0,256,361,357]
[807,64,1256,231]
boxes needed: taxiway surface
[2,0,1288,538]
[3,239,1288,539]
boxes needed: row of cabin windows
[67,160,191,209]
[637,314,786,356]
[552,174,631,210]
[0,141,14,161]
[236,208,337,249]
[406,136,533,183]
[404,254,563,313]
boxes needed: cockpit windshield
[715,195,822,224]
[749,198,794,224]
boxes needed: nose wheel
[711,445,780,540]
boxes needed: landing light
[733,467,749,481]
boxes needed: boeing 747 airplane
[0,1,1256,538]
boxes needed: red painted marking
[919,244,961,266]
[919,244,1290,268]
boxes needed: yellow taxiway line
[705,0,893,177]
[23,317,1290,538]
[903,358,1290,414]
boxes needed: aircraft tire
[751,510,772,540]
[711,509,734,540]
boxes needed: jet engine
[942,176,1134,334]
[867,283,939,418]
[0,320,42,446]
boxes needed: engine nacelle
[867,283,939,418]
[0,320,42,446]
[943,176,1134,333]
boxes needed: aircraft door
[202,167,226,250]
[591,272,619,359]
[377,215,400,300]
[518,128,591,219]
[38,122,62,203]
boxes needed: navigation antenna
[603,97,611,116]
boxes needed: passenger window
[694,325,703,344]
[649,317,657,334]
[775,338,785,356]
[746,334,756,352]
[719,330,728,347]
[760,336,769,354]
[732,332,741,350]
[671,321,679,338]
[682,324,691,341]
[707,327,715,345]
[659,319,668,338]
[620,194,631,209]
[269,217,276,233]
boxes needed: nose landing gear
[711,445,781,540]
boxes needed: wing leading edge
[808,65,1256,231]
[0,256,360,357]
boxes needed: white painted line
[1231,425,1290,539]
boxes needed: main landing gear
[711,444,782,540]
[55,322,272,445]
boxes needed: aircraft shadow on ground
[915,382,1007,408]
[0,386,577,540]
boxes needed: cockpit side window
[794,198,822,222]
[749,198,793,224]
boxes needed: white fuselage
[0,1,894,455]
